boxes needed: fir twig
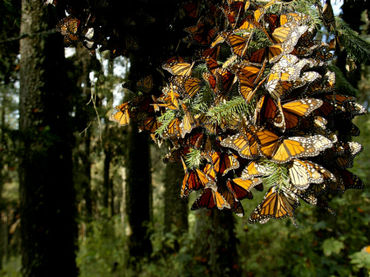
[185,148,202,169]
[155,110,176,136]
[336,18,370,63]
[206,96,253,124]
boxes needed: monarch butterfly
[280,12,309,26]
[218,183,245,216]
[254,95,323,131]
[157,84,180,110]
[136,75,153,93]
[162,58,194,76]
[322,0,336,32]
[139,116,160,133]
[315,94,357,117]
[110,102,130,126]
[182,1,200,18]
[57,16,80,45]
[181,158,214,198]
[328,168,364,192]
[163,118,182,138]
[184,20,218,46]
[240,161,273,179]
[253,0,277,23]
[220,130,260,159]
[288,159,335,190]
[227,179,254,199]
[248,186,300,224]
[182,77,202,98]
[265,72,293,99]
[264,13,280,33]
[232,177,263,193]
[202,72,217,91]
[275,24,308,54]
[249,45,283,64]
[202,46,220,60]
[191,187,230,210]
[214,68,235,96]
[225,34,248,57]
[180,103,196,138]
[234,65,260,102]
[221,0,248,27]
[328,141,363,169]
[237,16,257,32]
[256,129,333,163]
[205,57,220,75]
[205,151,240,177]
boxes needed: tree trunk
[163,161,188,235]
[125,122,152,263]
[193,210,240,277]
[19,1,77,276]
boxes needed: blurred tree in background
[0,0,369,276]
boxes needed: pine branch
[0,29,57,44]
[206,96,253,124]
[155,110,176,136]
[336,18,370,63]
[263,162,289,189]
[328,65,359,96]
[185,148,202,169]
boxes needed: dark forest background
[0,0,369,276]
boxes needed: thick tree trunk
[19,1,77,276]
[163,161,188,235]
[125,122,152,263]
[194,210,240,277]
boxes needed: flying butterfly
[110,102,130,126]
[248,186,300,224]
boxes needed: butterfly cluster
[110,0,366,224]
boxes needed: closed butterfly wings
[249,186,300,224]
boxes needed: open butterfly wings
[106,0,365,223]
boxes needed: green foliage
[77,216,126,277]
[206,96,252,124]
[329,65,359,96]
[322,238,345,256]
[336,18,370,64]
[349,250,370,272]
[155,110,176,136]
[186,148,202,169]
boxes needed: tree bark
[19,1,77,276]
[125,122,152,263]
[194,210,240,277]
[163,161,188,235]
